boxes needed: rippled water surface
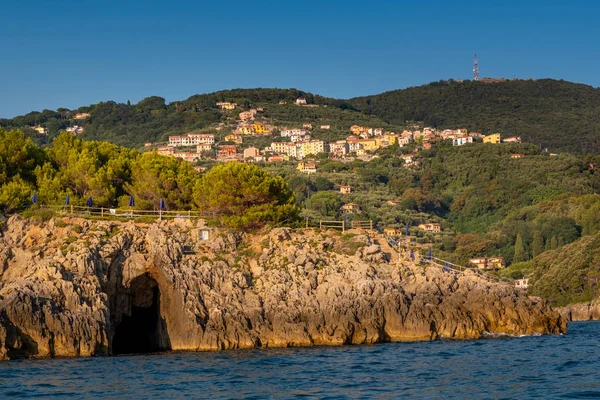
[1,322,600,399]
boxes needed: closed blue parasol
[405,223,410,236]
[409,249,414,260]
[86,196,93,207]
[428,248,433,260]
[31,192,37,204]
[129,195,135,207]
[159,198,165,209]
[65,193,70,205]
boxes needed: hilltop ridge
[2,79,600,153]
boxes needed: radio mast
[473,54,480,81]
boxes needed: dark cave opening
[112,274,171,355]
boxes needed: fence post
[101,207,104,217]
[319,220,322,230]
[70,204,73,214]
[370,220,373,230]
[305,217,308,229]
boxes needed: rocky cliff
[556,301,600,322]
[0,216,565,360]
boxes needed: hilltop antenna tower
[473,54,480,81]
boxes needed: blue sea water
[1,322,599,399]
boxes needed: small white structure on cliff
[515,278,529,289]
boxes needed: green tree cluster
[193,162,299,229]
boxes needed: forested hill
[2,79,600,153]
[348,79,600,154]
[0,89,352,148]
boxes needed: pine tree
[514,233,526,263]
[550,236,558,250]
[532,230,544,258]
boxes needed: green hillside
[3,79,600,153]
[348,79,600,154]
[502,233,600,306]
[0,89,368,149]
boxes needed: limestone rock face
[0,216,566,360]
[556,301,600,322]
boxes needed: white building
[281,129,307,137]
[169,134,215,147]
[452,136,473,146]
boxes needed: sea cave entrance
[112,274,171,355]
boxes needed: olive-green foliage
[124,152,198,210]
[0,130,202,212]
[0,128,47,211]
[38,132,138,206]
[304,191,343,219]
[0,176,35,212]
[193,162,299,229]
[503,233,600,306]
[513,233,526,263]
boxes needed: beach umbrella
[409,249,414,260]
[86,196,93,207]
[31,192,37,204]
[159,198,166,209]
[64,193,70,205]
[405,223,410,236]
[428,248,433,260]
[128,195,135,207]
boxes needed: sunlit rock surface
[0,216,565,360]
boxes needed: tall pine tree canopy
[194,162,299,229]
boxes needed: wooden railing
[319,220,345,231]
[385,236,514,286]
[351,220,374,230]
[41,205,208,220]
[427,256,513,285]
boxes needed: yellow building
[301,140,325,156]
[357,139,380,151]
[252,123,269,134]
[382,134,398,145]
[225,134,243,144]
[238,125,254,135]
[483,133,501,144]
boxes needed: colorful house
[418,223,441,233]
[297,161,317,174]
[483,133,501,144]
[468,258,488,269]
[225,134,243,144]
[238,125,255,135]
[384,228,402,237]
[252,123,269,134]
[340,203,361,214]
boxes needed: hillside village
[146,98,522,167]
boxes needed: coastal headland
[0,216,565,360]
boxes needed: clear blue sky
[1,0,599,118]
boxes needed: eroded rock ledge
[0,216,565,360]
[556,301,600,322]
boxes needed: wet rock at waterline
[0,216,565,360]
